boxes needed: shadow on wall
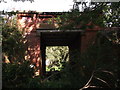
[17,13,58,75]
[17,14,42,75]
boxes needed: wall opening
[46,46,69,72]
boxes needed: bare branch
[94,76,111,88]
[79,71,95,90]
[101,70,114,76]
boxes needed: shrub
[2,61,34,88]
[42,31,120,89]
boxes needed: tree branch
[79,71,95,90]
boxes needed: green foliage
[79,36,119,88]
[46,46,69,71]
[1,14,36,88]
[55,2,119,30]
[2,61,35,88]
[42,31,120,88]
[2,15,25,63]
[56,6,104,30]
[42,80,71,88]
[2,2,119,88]
[3,31,119,88]
[27,77,42,88]
[102,2,120,27]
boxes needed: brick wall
[17,13,42,75]
[81,30,98,53]
[17,13,101,75]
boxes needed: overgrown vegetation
[55,2,120,30]
[2,30,120,88]
[2,61,35,88]
[2,14,25,63]
[2,2,120,89]
[40,31,120,88]
[1,13,37,88]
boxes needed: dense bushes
[41,31,120,89]
[2,61,35,88]
[2,15,25,63]
[1,14,33,88]
[78,34,119,88]
[2,30,120,88]
[2,9,119,88]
